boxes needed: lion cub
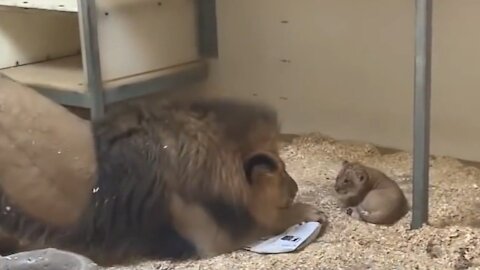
[334,160,409,225]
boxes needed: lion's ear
[243,152,279,184]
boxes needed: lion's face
[244,152,299,209]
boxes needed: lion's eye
[343,179,349,184]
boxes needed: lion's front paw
[295,203,328,224]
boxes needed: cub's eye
[343,179,349,184]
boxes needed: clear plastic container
[0,248,98,270]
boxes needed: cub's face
[244,152,298,208]
[334,161,368,196]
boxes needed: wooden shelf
[0,0,213,118]
[0,56,84,93]
[0,55,208,107]
[0,0,78,12]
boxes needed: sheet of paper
[244,221,322,254]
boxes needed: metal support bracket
[78,0,105,120]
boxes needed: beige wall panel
[205,0,480,162]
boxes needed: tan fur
[170,194,233,257]
[169,193,235,257]
[334,160,409,225]
[0,76,95,227]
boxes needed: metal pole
[411,0,433,229]
[78,0,105,120]
[197,0,218,58]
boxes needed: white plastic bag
[244,222,322,254]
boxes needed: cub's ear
[243,152,279,184]
[341,160,349,167]
[358,170,368,182]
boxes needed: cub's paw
[347,207,362,220]
[359,209,370,216]
[296,203,328,224]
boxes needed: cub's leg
[346,206,364,221]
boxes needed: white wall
[202,0,480,162]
